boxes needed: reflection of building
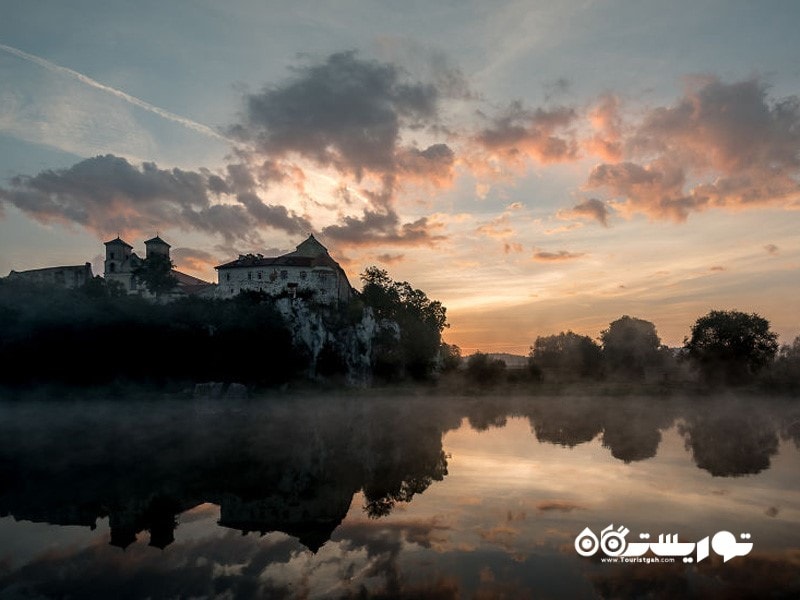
[7,263,93,289]
[104,235,212,297]
[215,235,353,305]
[218,489,355,553]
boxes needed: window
[130,276,136,290]
[257,271,262,280]
[280,270,288,280]
[300,271,307,279]
[109,263,116,273]
[247,271,252,280]
[110,251,116,259]
[226,273,231,281]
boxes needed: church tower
[104,237,133,276]
[144,235,171,260]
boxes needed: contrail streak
[0,42,232,143]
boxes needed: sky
[1,0,799,353]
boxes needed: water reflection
[0,394,798,598]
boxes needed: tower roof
[291,234,328,258]
[104,236,133,249]
[144,235,171,248]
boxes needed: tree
[438,343,462,372]
[360,267,448,379]
[683,310,779,384]
[600,316,663,380]
[133,253,178,298]
[465,352,506,386]
[530,331,602,380]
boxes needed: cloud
[764,244,780,255]
[171,247,222,275]
[322,209,445,247]
[532,249,585,262]
[230,51,445,180]
[558,198,610,226]
[0,42,229,143]
[375,253,405,265]
[475,102,578,164]
[0,154,309,243]
[583,94,623,161]
[476,214,515,239]
[587,77,800,221]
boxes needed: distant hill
[466,353,529,369]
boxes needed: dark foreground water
[0,394,798,599]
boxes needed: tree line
[0,266,449,389]
[462,313,799,390]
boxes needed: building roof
[144,235,171,248]
[171,269,211,287]
[8,263,92,276]
[214,235,340,272]
[104,236,133,248]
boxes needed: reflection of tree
[679,411,780,476]
[601,405,674,463]
[361,405,452,518]
[465,398,510,431]
[0,398,457,552]
[526,401,604,447]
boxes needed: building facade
[215,235,353,305]
[104,235,212,297]
[7,263,93,289]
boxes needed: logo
[574,524,753,563]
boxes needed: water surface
[1,395,798,598]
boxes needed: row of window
[224,270,329,282]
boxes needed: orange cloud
[473,102,579,166]
[587,78,800,222]
[583,94,624,161]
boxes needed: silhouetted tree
[683,310,778,384]
[764,335,800,391]
[600,316,663,380]
[360,267,448,379]
[133,253,178,297]
[438,342,462,372]
[530,331,602,380]
[465,352,506,386]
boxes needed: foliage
[683,310,779,384]
[438,343,462,372]
[360,266,448,380]
[762,335,800,391]
[132,253,178,297]
[600,316,664,380]
[465,352,506,386]
[530,331,603,380]
[0,280,303,388]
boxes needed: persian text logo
[574,524,753,563]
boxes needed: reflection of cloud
[535,500,586,513]
[592,551,800,599]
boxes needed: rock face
[274,298,399,386]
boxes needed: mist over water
[1,394,798,598]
